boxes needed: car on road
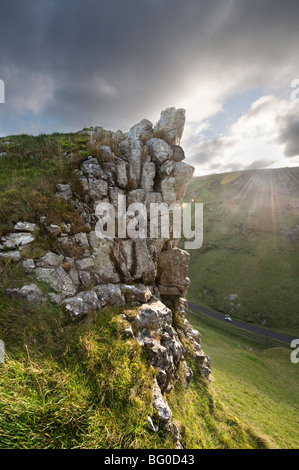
[224,315,232,322]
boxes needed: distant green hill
[184,167,299,336]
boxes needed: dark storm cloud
[188,136,235,166]
[277,113,299,158]
[1,0,299,155]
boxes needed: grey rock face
[154,107,186,146]
[0,251,21,262]
[133,239,156,285]
[74,232,89,248]
[14,222,37,232]
[76,257,94,271]
[6,284,46,306]
[36,252,64,268]
[146,138,171,166]
[94,283,125,308]
[35,266,76,299]
[88,235,120,283]
[160,176,177,205]
[126,119,153,141]
[56,183,73,200]
[22,258,36,271]
[136,301,172,330]
[1,232,35,248]
[62,290,99,318]
[157,248,190,293]
[115,158,128,189]
[128,139,146,189]
[121,284,152,304]
[81,157,106,179]
[174,161,195,201]
[141,156,156,192]
[147,416,158,433]
[152,378,172,430]
[172,145,185,162]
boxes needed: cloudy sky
[0,0,299,175]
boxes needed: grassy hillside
[187,309,299,449]
[184,168,299,336]
[0,131,271,449]
[0,261,268,449]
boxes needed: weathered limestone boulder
[146,138,171,166]
[182,361,194,388]
[158,285,181,296]
[152,378,172,431]
[86,177,108,200]
[46,224,61,236]
[6,284,46,306]
[126,119,153,141]
[109,187,125,211]
[94,284,125,308]
[136,301,172,330]
[174,161,195,201]
[76,257,94,271]
[74,232,89,248]
[81,156,107,180]
[36,252,64,268]
[144,191,163,213]
[140,156,156,192]
[127,139,147,189]
[111,241,132,282]
[88,233,120,283]
[160,176,177,205]
[126,188,146,207]
[0,251,21,262]
[133,239,156,285]
[62,289,98,318]
[158,248,190,293]
[147,416,158,433]
[115,158,128,189]
[14,221,37,232]
[56,183,73,200]
[99,145,115,163]
[121,284,152,304]
[172,145,185,162]
[139,325,184,388]
[22,258,36,271]
[61,284,126,318]
[124,325,134,338]
[161,324,184,366]
[35,266,76,299]
[159,159,174,177]
[185,325,201,344]
[1,232,34,249]
[154,107,186,146]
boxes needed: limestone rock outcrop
[0,107,210,447]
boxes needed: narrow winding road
[188,302,297,344]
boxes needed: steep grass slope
[184,168,299,336]
[187,309,299,449]
[0,262,267,449]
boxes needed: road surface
[188,302,297,344]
